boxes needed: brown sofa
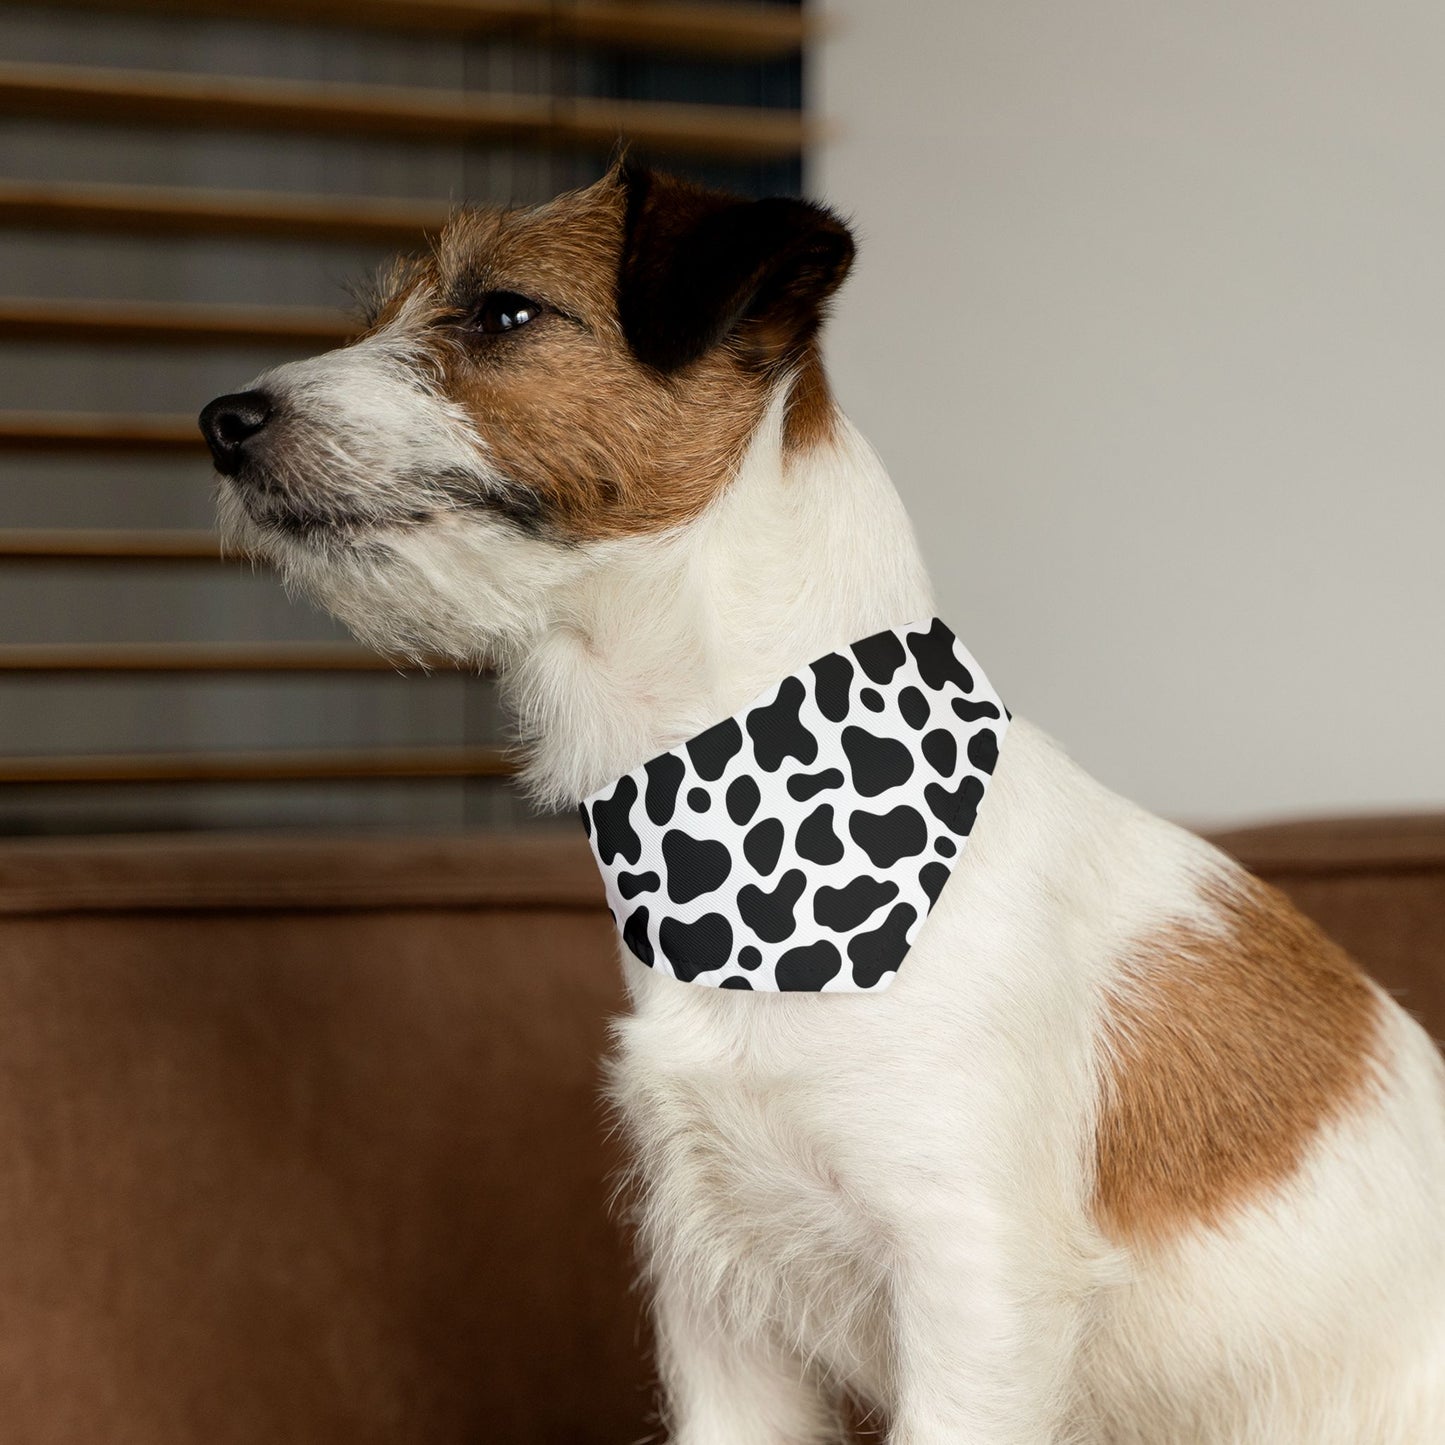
[0,817,1440,1443]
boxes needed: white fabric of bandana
[579,619,1008,993]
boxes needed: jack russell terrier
[200,163,1445,1444]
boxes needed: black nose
[199,390,273,475]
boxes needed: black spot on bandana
[593,775,642,865]
[618,870,659,899]
[738,946,762,970]
[848,902,916,989]
[906,618,975,694]
[578,802,592,837]
[644,753,685,827]
[746,675,818,772]
[924,775,986,837]
[810,652,853,724]
[934,836,957,857]
[685,716,743,782]
[861,687,884,712]
[849,805,928,869]
[899,685,930,729]
[814,875,899,932]
[737,868,807,943]
[952,696,1002,724]
[967,728,999,775]
[787,767,844,802]
[719,976,753,990]
[919,861,950,907]
[743,817,785,876]
[687,787,711,813]
[726,775,761,826]
[852,628,907,683]
[796,803,845,865]
[776,939,842,991]
[922,728,957,777]
[842,726,914,797]
[660,912,733,982]
[661,829,732,904]
[622,905,654,966]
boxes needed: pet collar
[579,619,1008,993]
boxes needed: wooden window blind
[0,0,811,834]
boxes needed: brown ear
[616,163,855,375]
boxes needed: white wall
[813,0,1445,826]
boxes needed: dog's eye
[471,291,544,335]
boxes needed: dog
[201,162,1445,1443]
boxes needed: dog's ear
[616,162,855,374]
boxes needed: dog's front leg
[885,1206,1090,1445]
[653,1275,841,1445]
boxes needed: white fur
[221,349,1445,1443]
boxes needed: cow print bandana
[578,619,1008,993]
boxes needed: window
[0,0,808,834]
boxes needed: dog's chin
[215,480,279,560]
[216,468,422,549]
[214,482,424,647]
[214,475,581,670]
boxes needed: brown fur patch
[366,176,801,540]
[782,344,840,456]
[1094,872,1382,1246]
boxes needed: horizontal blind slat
[0,180,447,244]
[0,529,222,560]
[0,413,203,451]
[0,745,515,784]
[29,0,811,59]
[0,643,427,673]
[0,410,203,447]
[0,62,813,161]
[0,297,353,348]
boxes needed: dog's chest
[612,999,894,1386]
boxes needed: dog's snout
[200,390,274,476]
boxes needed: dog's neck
[505,390,936,809]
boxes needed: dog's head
[200,164,854,661]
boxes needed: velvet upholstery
[0,818,1439,1441]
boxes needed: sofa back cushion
[0,819,1439,1442]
